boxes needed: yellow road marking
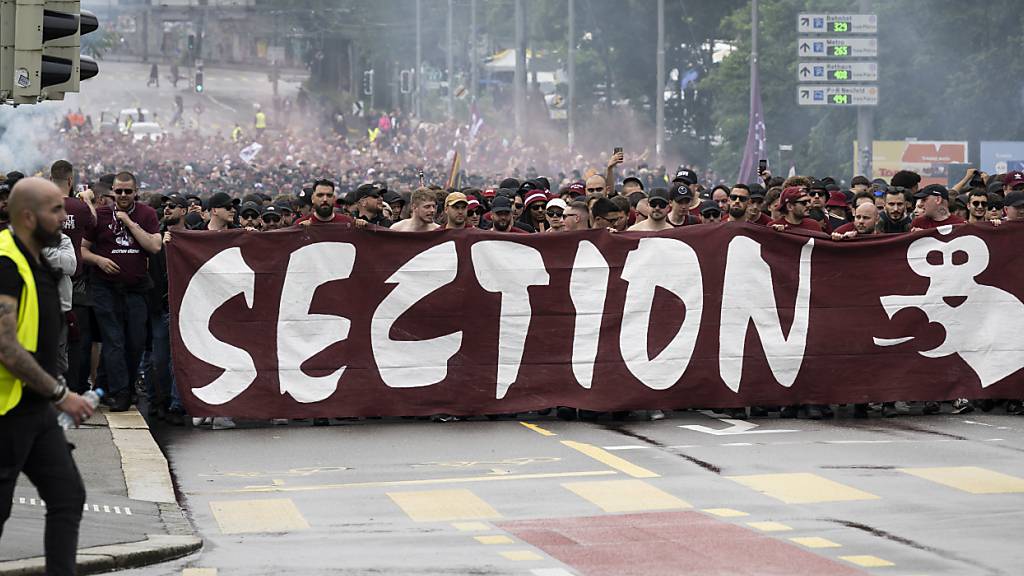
[453,522,490,531]
[899,466,1024,494]
[789,536,841,548]
[562,479,691,513]
[500,550,543,561]
[388,489,501,522]
[746,521,792,532]
[726,473,880,504]
[475,535,515,545]
[840,555,895,568]
[182,570,217,576]
[703,508,749,517]
[209,498,309,534]
[212,470,617,494]
[272,479,284,486]
[560,441,659,478]
[519,422,557,436]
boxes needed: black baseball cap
[673,168,698,185]
[699,199,721,215]
[648,188,671,203]
[622,176,645,191]
[913,184,949,200]
[670,183,693,201]
[238,201,262,218]
[163,194,188,208]
[208,192,240,209]
[1003,190,1024,207]
[355,183,381,201]
[490,196,513,213]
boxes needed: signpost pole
[856,0,874,177]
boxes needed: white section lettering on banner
[875,234,1024,387]
[372,241,463,388]
[619,238,703,390]
[569,241,609,389]
[278,243,355,403]
[471,241,550,399]
[719,236,814,393]
[181,247,258,405]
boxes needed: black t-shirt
[0,237,63,415]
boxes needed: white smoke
[0,100,70,175]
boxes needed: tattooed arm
[0,294,60,396]
[0,294,94,422]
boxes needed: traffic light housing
[194,68,203,93]
[0,0,100,105]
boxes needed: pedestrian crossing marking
[209,498,310,534]
[182,569,218,576]
[387,489,501,522]
[789,536,841,548]
[703,508,749,517]
[899,466,1024,494]
[840,555,895,567]
[562,479,691,513]
[560,440,659,478]
[500,550,543,561]
[452,521,490,531]
[726,473,880,503]
[747,521,792,532]
[475,535,515,545]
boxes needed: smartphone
[614,147,623,155]
[758,159,767,175]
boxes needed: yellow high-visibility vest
[0,229,39,415]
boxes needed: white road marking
[602,445,647,451]
[680,418,798,436]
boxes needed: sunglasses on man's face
[112,188,135,195]
[792,199,810,206]
[586,187,604,193]
[648,199,669,209]
[728,194,749,201]
[546,210,564,218]
[513,203,524,210]
[808,190,828,198]
[262,215,281,223]
[530,204,545,211]
[971,201,988,207]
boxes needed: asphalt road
[120,406,1024,575]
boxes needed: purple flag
[737,58,766,185]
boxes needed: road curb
[0,408,203,575]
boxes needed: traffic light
[0,0,100,105]
[400,69,412,94]
[362,69,373,96]
[194,68,203,93]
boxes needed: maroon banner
[167,223,1024,418]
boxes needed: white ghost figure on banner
[874,230,1024,388]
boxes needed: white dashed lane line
[13,497,132,515]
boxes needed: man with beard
[487,196,527,233]
[878,188,912,233]
[805,179,831,232]
[295,179,355,226]
[238,201,262,230]
[147,194,188,425]
[391,188,440,231]
[627,188,672,231]
[724,184,752,222]
[0,177,94,576]
[564,201,589,230]
[832,202,880,240]
[769,187,823,232]
[352,183,392,227]
[81,172,162,412]
[443,192,469,230]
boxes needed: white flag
[239,142,263,165]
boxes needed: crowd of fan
[3,136,1023,429]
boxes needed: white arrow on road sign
[679,417,798,436]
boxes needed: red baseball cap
[825,191,849,208]
[1003,171,1024,189]
[780,186,809,206]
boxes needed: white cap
[546,198,568,211]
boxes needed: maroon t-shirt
[84,203,160,287]
[293,213,355,226]
[751,213,772,226]
[911,214,966,230]
[63,197,95,278]
[768,217,823,232]
[832,222,879,236]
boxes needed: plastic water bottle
[58,389,104,430]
